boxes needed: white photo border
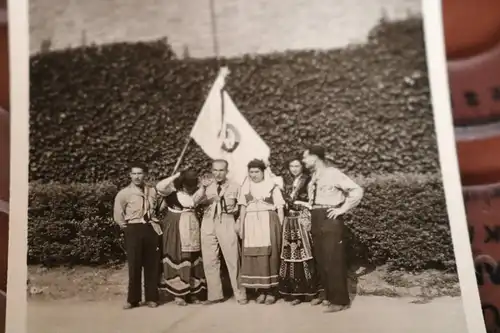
[422,0,486,332]
[6,0,29,332]
[3,0,489,332]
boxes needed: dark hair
[129,162,149,173]
[286,156,307,174]
[212,159,229,169]
[174,169,199,194]
[247,159,266,171]
[306,145,326,161]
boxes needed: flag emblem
[190,67,270,184]
[219,123,241,153]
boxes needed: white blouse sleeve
[272,186,286,208]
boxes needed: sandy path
[28,296,467,333]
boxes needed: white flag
[190,68,270,185]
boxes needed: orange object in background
[0,25,6,112]
[448,32,500,185]
[444,0,500,186]
[443,1,500,332]
[0,2,7,332]
[443,0,500,60]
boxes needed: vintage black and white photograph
[26,0,472,332]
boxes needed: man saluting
[199,159,247,305]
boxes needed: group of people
[113,146,364,313]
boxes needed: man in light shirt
[302,146,363,313]
[199,159,247,305]
[113,162,162,310]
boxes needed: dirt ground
[26,265,466,332]
[27,265,461,301]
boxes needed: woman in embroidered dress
[156,169,207,306]
[237,159,285,305]
[278,157,321,306]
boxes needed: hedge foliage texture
[29,18,439,186]
[28,173,455,271]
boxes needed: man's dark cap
[307,146,326,160]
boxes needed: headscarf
[174,169,199,195]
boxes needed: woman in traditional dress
[237,159,285,305]
[278,157,321,306]
[156,169,207,306]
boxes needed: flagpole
[209,0,220,61]
[171,69,228,176]
[220,84,225,131]
[171,137,191,175]
[170,0,222,176]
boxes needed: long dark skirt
[279,209,319,298]
[240,211,282,290]
[310,208,349,306]
[159,210,206,298]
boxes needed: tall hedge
[27,173,455,271]
[28,182,124,266]
[29,17,439,186]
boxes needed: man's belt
[127,218,160,224]
[312,203,343,209]
[126,218,147,224]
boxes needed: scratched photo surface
[27,1,469,332]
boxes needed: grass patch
[27,264,460,302]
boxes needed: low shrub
[28,182,125,266]
[346,173,454,271]
[28,172,455,271]
[29,17,439,186]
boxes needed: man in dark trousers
[113,162,163,309]
[302,146,364,313]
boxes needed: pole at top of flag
[172,0,226,176]
[209,0,220,60]
[219,67,229,131]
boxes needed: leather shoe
[202,299,223,305]
[123,302,139,310]
[324,305,349,313]
[146,302,159,308]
